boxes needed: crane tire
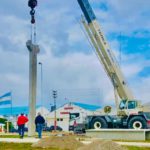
[90,117,108,129]
[128,116,147,129]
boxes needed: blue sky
[0,0,150,108]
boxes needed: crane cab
[118,99,143,116]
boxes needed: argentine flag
[0,92,12,105]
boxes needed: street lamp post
[52,90,57,131]
[38,62,43,114]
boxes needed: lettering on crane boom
[96,28,116,64]
[98,29,107,45]
[107,49,116,64]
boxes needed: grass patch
[125,146,150,150]
[114,140,150,143]
[0,143,60,150]
[0,135,28,138]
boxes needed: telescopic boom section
[77,0,134,101]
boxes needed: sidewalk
[0,137,39,143]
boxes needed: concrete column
[26,40,40,136]
[6,121,9,133]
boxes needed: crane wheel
[128,116,147,129]
[90,117,108,129]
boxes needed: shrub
[0,118,14,131]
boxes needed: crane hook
[28,0,37,9]
[28,0,37,24]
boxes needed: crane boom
[77,0,134,102]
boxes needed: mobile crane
[77,0,150,129]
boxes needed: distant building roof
[0,106,40,116]
[0,102,101,116]
[72,102,101,111]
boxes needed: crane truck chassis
[77,0,150,130]
[86,109,150,129]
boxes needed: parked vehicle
[9,127,18,133]
[74,126,86,134]
[43,126,51,131]
[49,126,62,132]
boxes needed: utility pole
[52,90,57,131]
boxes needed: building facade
[46,102,100,131]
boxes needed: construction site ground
[0,132,150,150]
[0,137,150,146]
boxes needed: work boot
[20,135,23,139]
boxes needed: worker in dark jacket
[35,112,45,138]
[17,113,28,138]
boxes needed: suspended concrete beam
[26,40,40,136]
[86,129,150,141]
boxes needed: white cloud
[0,0,149,108]
[92,0,150,36]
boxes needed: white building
[36,106,50,117]
[46,102,100,131]
[7,106,50,129]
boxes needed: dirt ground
[32,135,83,150]
[78,140,128,150]
[32,135,128,150]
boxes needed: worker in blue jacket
[35,112,45,138]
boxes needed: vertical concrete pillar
[6,121,9,133]
[26,40,40,136]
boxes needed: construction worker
[17,113,28,139]
[35,112,45,138]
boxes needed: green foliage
[0,118,14,130]
[0,117,7,124]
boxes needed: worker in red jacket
[17,113,28,138]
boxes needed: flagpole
[10,91,12,116]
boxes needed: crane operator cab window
[119,100,127,109]
[127,101,137,109]
[119,100,137,110]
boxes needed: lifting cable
[28,0,38,44]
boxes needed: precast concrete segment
[26,40,40,136]
[81,141,150,147]
[86,129,150,141]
